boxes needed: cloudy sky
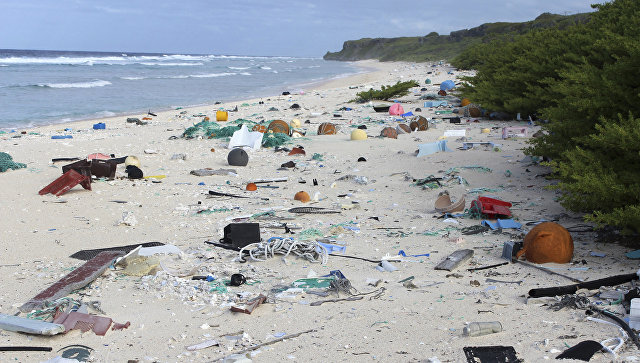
[1,0,599,57]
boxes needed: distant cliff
[324,12,591,62]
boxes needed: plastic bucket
[216,111,228,122]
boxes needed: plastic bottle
[463,321,503,337]
[629,298,640,330]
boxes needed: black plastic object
[463,346,521,363]
[228,148,249,166]
[227,274,247,286]
[556,340,603,361]
[529,272,639,298]
[125,165,144,179]
[357,157,367,162]
[62,159,117,180]
[221,223,260,249]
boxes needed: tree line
[452,0,640,234]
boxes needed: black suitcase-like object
[221,223,261,249]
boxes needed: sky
[0,0,601,57]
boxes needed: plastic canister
[630,298,640,330]
[216,110,228,122]
[463,321,502,337]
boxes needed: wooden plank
[20,251,122,313]
[435,249,474,271]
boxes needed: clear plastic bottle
[463,321,503,337]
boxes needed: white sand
[0,60,637,362]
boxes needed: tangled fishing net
[182,118,258,139]
[0,152,26,172]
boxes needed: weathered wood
[435,249,474,271]
[20,251,122,313]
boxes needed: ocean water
[0,49,361,130]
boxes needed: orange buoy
[246,183,257,191]
[396,123,412,134]
[317,122,337,135]
[267,120,290,135]
[252,124,267,133]
[516,222,574,264]
[294,191,310,203]
[380,127,398,139]
[468,106,482,118]
[409,116,429,131]
[461,98,471,107]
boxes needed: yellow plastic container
[216,111,228,122]
[351,129,367,140]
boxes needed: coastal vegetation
[323,12,590,62]
[351,80,419,103]
[453,0,640,234]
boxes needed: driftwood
[435,249,474,271]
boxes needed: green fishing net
[0,152,26,172]
[261,132,291,148]
[182,119,258,139]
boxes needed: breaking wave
[37,80,112,88]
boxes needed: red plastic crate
[39,169,91,196]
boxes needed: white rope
[586,316,627,358]
[239,237,328,264]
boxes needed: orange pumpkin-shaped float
[267,120,290,135]
[515,222,574,264]
[380,127,398,139]
[468,106,482,118]
[246,183,257,191]
[294,191,310,203]
[317,122,337,135]
[409,116,429,131]
[252,124,267,133]
[396,123,411,134]
[460,98,471,107]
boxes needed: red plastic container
[39,169,91,196]
[471,197,512,218]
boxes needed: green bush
[456,0,640,236]
[549,113,640,233]
[351,80,419,103]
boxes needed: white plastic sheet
[228,124,263,150]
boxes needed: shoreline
[2,61,371,134]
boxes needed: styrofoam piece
[0,313,66,335]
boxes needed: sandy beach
[1,60,638,362]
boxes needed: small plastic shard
[186,339,219,351]
[230,294,267,314]
[111,321,130,331]
[53,312,112,336]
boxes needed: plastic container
[630,298,640,330]
[216,110,228,121]
[464,321,502,337]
